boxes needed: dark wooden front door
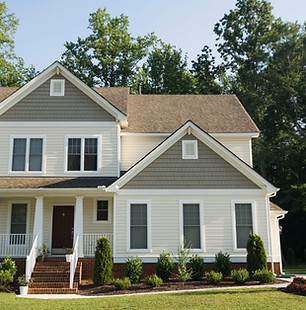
[52,206,74,253]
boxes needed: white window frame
[7,200,31,235]
[64,135,102,174]
[93,198,112,223]
[126,200,151,253]
[231,200,257,252]
[179,200,205,252]
[182,140,198,159]
[9,135,46,174]
[50,79,65,96]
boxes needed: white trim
[182,140,198,159]
[50,79,65,96]
[9,135,46,175]
[179,200,205,252]
[64,135,102,174]
[117,124,121,178]
[120,132,260,138]
[93,198,112,223]
[126,200,151,253]
[265,196,273,258]
[0,121,118,128]
[113,194,117,258]
[231,200,257,252]
[7,200,31,235]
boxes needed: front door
[52,206,74,254]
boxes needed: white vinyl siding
[0,125,118,176]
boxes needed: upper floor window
[50,79,65,96]
[11,137,44,172]
[182,140,198,159]
[66,137,99,172]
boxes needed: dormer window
[182,140,198,159]
[50,79,65,96]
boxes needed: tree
[132,41,193,94]
[61,8,155,87]
[0,2,36,86]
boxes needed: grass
[283,265,306,274]
[0,287,306,310]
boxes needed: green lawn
[0,287,305,310]
[283,265,306,274]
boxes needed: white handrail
[25,235,38,281]
[70,234,79,289]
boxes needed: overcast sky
[5,0,305,71]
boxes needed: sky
[5,0,306,72]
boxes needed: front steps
[28,257,82,294]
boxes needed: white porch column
[74,196,84,257]
[33,197,44,249]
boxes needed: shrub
[156,251,174,281]
[126,256,143,283]
[113,277,131,290]
[17,274,33,286]
[189,255,204,281]
[176,245,191,282]
[214,252,231,278]
[253,269,274,283]
[205,270,223,284]
[0,270,14,286]
[144,274,163,287]
[247,234,267,278]
[286,248,296,265]
[231,269,249,284]
[93,237,113,285]
[0,255,17,286]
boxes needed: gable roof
[0,61,126,122]
[108,120,277,193]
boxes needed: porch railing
[0,234,33,257]
[70,234,79,289]
[25,235,38,281]
[83,234,113,256]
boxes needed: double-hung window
[233,202,254,249]
[67,137,98,172]
[11,137,44,172]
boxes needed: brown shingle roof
[270,202,286,212]
[0,87,19,102]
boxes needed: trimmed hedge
[126,256,143,283]
[156,251,174,282]
[113,277,131,290]
[231,269,249,284]
[144,274,163,287]
[214,252,231,278]
[189,255,204,281]
[247,234,267,278]
[206,271,223,284]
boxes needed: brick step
[30,282,78,288]
[28,288,78,294]
[33,268,71,273]
[35,262,70,267]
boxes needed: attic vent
[50,79,65,96]
[182,140,198,159]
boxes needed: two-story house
[0,62,286,293]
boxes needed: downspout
[276,214,286,274]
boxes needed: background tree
[61,8,155,87]
[0,2,36,86]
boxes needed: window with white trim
[50,79,65,96]
[67,137,98,172]
[10,203,27,244]
[235,203,253,249]
[130,203,148,249]
[182,140,198,159]
[183,203,201,248]
[96,200,108,221]
[11,137,44,172]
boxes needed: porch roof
[0,177,118,189]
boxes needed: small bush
[0,255,17,286]
[247,234,267,278]
[285,277,306,296]
[93,237,113,285]
[253,269,274,283]
[189,255,204,281]
[0,270,14,286]
[113,277,131,290]
[144,274,163,287]
[231,269,249,284]
[156,251,174,281]
[126,256,143,283]
[176,245,191,282]
[205,270,223,284]
[214,252,231,278]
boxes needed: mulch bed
[78,278,285,296]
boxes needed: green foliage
[93,237,113,285]
[189,255,205,281]
[176,245,191,282]
[253,269,274,283]
[246,234,267,277]
[0,255,17,286]
[231,269,249,284]
[62,7,155,87]
[214,252,231,278]
[0,270,13,286]
[113,277,131,290]
[17,274,33,286]
[286,248,297,265]
[205,271,223,284]
[144,274,163,287]
[126,257,143,283]
[156,251,174,282]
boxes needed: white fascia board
[270,210,288,216]
[0,61,126,122]
[108,121,277,193]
